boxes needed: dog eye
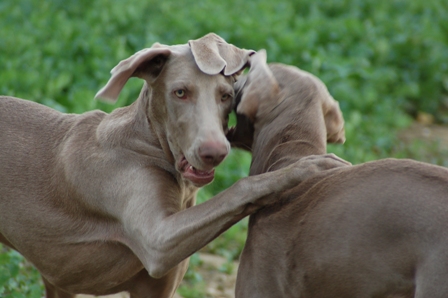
[174,89,187,99]
[221,94,232,102]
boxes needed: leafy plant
[0,245,43,297]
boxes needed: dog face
[148,45,235,186]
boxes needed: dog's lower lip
[179,157,215,185]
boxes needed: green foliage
[177,253,207,298]
[1,0,447,295]
[0,245,43,297]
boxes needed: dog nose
[198,141,229,166]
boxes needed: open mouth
[178,156,215,186]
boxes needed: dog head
[229,50,345,150]
[96,33,254,187]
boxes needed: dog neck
[249,95,327,176]
[96,84,178,178]
[139,84,176,166]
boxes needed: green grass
[1,0,448,296]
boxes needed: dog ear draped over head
[189,33,255,78]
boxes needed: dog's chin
[178,156,215,187]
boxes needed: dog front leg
[124,154,349,278]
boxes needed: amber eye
[221,94,231,102]
[174,89,186,99]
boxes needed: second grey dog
[233,50,448,298]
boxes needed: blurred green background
[1,0,447,296]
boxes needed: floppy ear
[236,49,281,122]
[95,46,171,103]
[323,98,346,144]
[189,33,254,77]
